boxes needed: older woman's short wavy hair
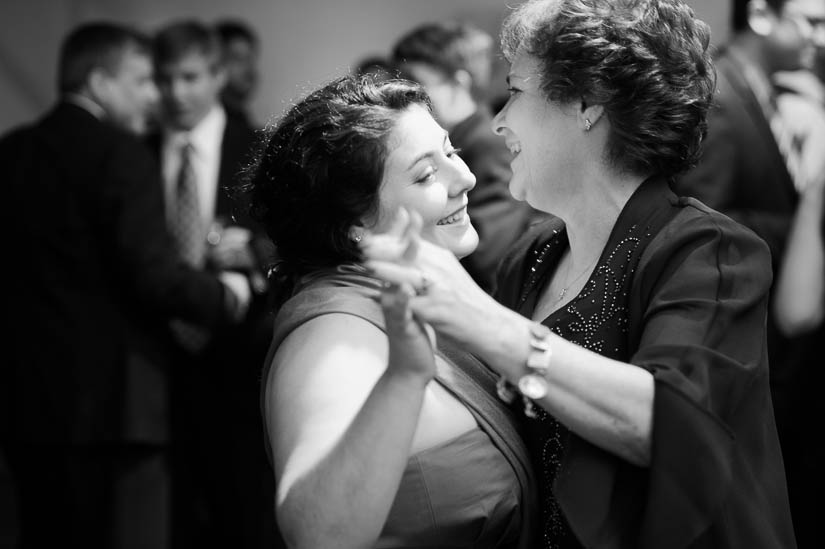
[242,75,430,283]
[501,0,716,178]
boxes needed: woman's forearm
[472,307,654,467]
[774,185,825,335]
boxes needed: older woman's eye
[507,87,521,96]
[446,147,462,158]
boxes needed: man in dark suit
[674,0,812,266]
[673,2,818,541]
[150,20,277,549]
[392,22,547,294]
[1,22,250,549]
[674,0,814,396]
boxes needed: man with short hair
[150,19,277,549]
[392,22,546,293]
[674,3,823,542]
[1,22,250,549]
[676,0,819,277]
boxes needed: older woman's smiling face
[491,51,585,214]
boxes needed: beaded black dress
[495,176,797,549]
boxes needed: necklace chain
[557,258,596,302]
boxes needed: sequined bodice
[510,223,655,549]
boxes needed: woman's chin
[446,225,480,259]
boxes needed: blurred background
[0,1,730,547]
[0,0,728,132]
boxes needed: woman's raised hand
[361,207,497,345]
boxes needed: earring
[353,233,363,243]
[584,118,592,131]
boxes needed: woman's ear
[578,100,605,131]
[349,224,366,243]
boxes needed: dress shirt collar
[64,93,107,121]
[164,104,226,157]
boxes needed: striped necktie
[170,140,210,353]
[172,141,206,266]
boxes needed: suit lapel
[721,53,797,204]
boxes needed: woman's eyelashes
[414,147,463,184]
[415,168,436,184]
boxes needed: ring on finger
[416,271,432,295]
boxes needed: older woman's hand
[361,207,504,348]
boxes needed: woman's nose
[491,105,506,136]
[450,157,476,196]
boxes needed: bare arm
[266,289,435,549]
[475,307,653,466]
[364,229,652,467]
[773,175,825,336]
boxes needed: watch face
[518,373,548,400]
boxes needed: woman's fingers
[365,260,425,290]
[360,233,411,261]
[380,282,414,327]
[380,281,436,349]
[401,210,423,263]
[361,210,423,264]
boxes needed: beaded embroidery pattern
[517,223,651,549]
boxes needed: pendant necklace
[556,258,597,303]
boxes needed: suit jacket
[148,111,273,419]
[674,45,798,265]
[2,102,234,446]
[452,108,545,293]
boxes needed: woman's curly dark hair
[238,75,430,298]
[501,0,716,178]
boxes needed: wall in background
[0,0,730,132]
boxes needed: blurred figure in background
[1,21,250,549]
[672,0,819,461]
[773,0,825,196]
[215,18,260,131]
[770,3,825,545]
[392,21,546,293]
[151,19,277,549]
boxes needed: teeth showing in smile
[437,211,464,225]
[508,143,521,155]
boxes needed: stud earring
[353,233,363,243]
[584,118,592,131]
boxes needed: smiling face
[491,51,582,213]
[370,104,479,258]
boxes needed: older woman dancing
[362,1,797,547]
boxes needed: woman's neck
[562,170,646,270]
